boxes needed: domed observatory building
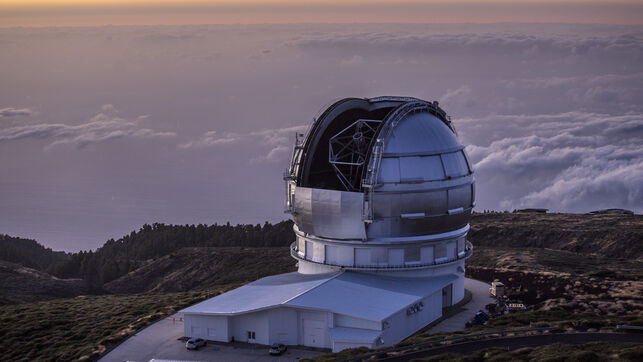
[181,97,475,352]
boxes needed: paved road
[426,278,495,333]
[99,313,323,362]
[380,332,643,361]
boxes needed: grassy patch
[483,310,643,331]
[468,246,643,280]
[0,287,234,361]
[306,311,643,362]
[409,342,643,361]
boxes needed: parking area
[99,314,324,362]
[425,278,495,333]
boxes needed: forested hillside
[2,213,641,304]
[0,235,70,273]
[50,221,295,286]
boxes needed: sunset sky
[2,0,643,27]
[1,2,642,251]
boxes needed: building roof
[181,271,457,322]
[287,272,457,321]
[180,272,339,315]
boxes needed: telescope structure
[182,97,475,352]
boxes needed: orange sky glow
[1,1,642,27]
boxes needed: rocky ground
[464,213,643,330]
[467,266,643,326]
[468,212,643,258]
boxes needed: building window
[404,247,420,263]
[435,244,446,259]
[247,331,255,339]
[371,248,387,265]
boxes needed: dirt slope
[0,260,90,304]
[103,247,296,293]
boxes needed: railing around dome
[290,241,473,271]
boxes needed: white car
[269,343,287,355]
[186,338,206,350]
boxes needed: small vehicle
[269,343,287,355]
[472,310,490,326]
[186,337,206,350]
[507,302,527,312]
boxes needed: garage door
[208,328,217,338]
[191,326,204,338]
[303,319,325,348]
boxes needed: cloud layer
[458,111,643,213]
[180,125,308,163]
[0,108,175,150]
[0,107,33,118]
[1,23,641,251]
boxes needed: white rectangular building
[181,271,456,352]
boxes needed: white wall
[268,308,298,345]
[229,310,270,345]
[380,291,442,347]
[313,242,325,263]
[364,260,458,278]
[184,314,230,342]
[298,260,338,274]
[325,244,354,265]
[452,260,465,303]
[334,313,380,330]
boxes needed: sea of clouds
[0,23,641,250]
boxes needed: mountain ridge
[1,212,640,305]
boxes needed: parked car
[269,343,287,355]
[186,338,206,350]
[472,310,490,326]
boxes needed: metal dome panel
[293,186,367,240]
[381,112,462,156]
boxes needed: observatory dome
[285,97,474,274]
[180,96,476,353]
